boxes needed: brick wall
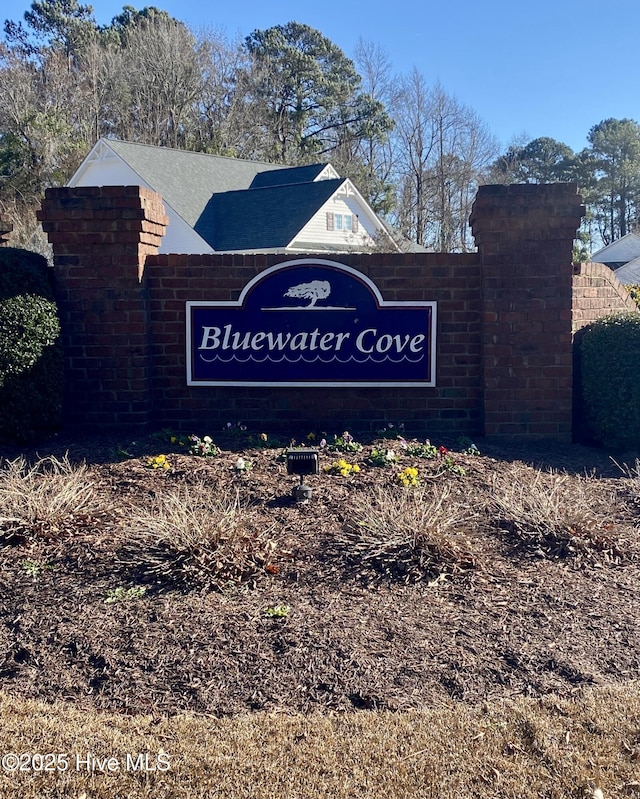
[470,183,584,439]
[572,261,636,331]
[38,186,168,427]
[146,252,482,435]
[37,181,614,442]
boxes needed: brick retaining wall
[572,261,637,331]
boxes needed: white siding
[68,151,213,254]
[291,191,378,250]
[158,214,213,254]
[69,158,140,188]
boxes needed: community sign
[186,259,436,387]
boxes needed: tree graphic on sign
[284,280,331,308]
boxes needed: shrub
[578,312,640,449]
[0,248,62,441]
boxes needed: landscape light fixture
[286,448,319,502]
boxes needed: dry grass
[117,482,279,590]
[488,466,625,563]
[1,684,639,798]
[613,457,640,508]
[3,434,640,797]
[330,483,477,582]
[0,455,107,543]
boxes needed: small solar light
[286,448,319,502]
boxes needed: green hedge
[0,248,62,441]
[578,312,640,449]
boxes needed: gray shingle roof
[249,164,328,189]
[105,139,284,226]
[592,232,640,265]
[102,140,337,250]
[196,179,345,251]
[611,256,640,284]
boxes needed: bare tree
[390,68,437,246]
[0,42,86,194]
[337,37,396,215]
[390,73,497,251]
[191,29,271,158]
[111,15,205,148]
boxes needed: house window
[326,212,359,233]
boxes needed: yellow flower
[325,458,361,477]
[397,466,419,486]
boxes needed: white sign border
[186,258,437,388]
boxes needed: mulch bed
[0,430,639,717]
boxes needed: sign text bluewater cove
[186,259,436,387]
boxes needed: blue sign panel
[186,259,436,387]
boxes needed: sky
[2,0,640,155]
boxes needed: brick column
[38,186,168,430]
[470,183,584,440]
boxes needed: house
[591,232,640,284]
[68,138,398,255]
